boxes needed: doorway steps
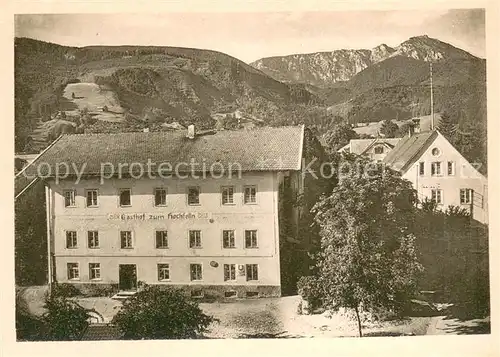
[111,290,137,301]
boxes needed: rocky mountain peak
[393,35,476,62]
[250,35,479,87]
[370,43,395,63]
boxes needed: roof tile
[18,126,305,180]
[383,131,438,172]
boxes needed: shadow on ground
[441,321,490,335]
[364,331,416,337]
[237,331,304,339]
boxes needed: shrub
[297,275,323,312]
[112,285,217,339]
[41,291,91,340]
[52,283,81,297]
[86,284,117,297]
[16,290,47,341]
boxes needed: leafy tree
[15,180,47,285]
[380,119,399,138]
[415,202,489,318]
[112,285,216,339]
[433,111,486,173]
[310,157,423,336]
[41,289,92,340]
[323,123,359,153]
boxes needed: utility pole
[430,62,434,131]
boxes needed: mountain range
[14,35,486,166]
[250,35,481,87]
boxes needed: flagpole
[430,62,434,131]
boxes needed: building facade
[27,126,306,298]
[383,130,488,224]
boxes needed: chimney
[412,119,421,133]
[187,124,195,139]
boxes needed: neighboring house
[338,138,401,161]
[383,130,488,225]
[17,125,306,298]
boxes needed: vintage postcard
[4,0,499,356]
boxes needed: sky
[15,9,486,63]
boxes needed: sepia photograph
[11,4,493,348]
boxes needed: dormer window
[374,146,384,154]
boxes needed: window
[246,264,258,281]
[187,187,200,205]
[374,146,384,154]
[246,291,259,298]
[244,186,257,204]
[190,264,202,281]
[221,186,234,205]
[245,230,258,248]
[156,231,168,249]
[432,147,440,156]
[431,189,443,204]
[460,189,473,204]
[63,190,76,207]
[88,231,99,249]
[119,189,131,207]
[154,188,167,206]
[89,263,101,280]
[120,231,133,249]
[189,230,202,248]
[224,264,236,281]
[67,263,79,280]
[222,230,235,248]
[157,264,170,281]
[86,189,98,207]
[419,162,425,176]
[431,162,442,176]
[448,161,455,176]
[66,231,77,249]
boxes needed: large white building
[19,125,306,298]
[383,130,488,224]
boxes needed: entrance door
[119,264,137,291]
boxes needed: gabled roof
[16,126,305,183]
[359,138,401,155]
[348,138,401,155]
[383,131,438,172]
[337,142,350,153]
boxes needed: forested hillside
[15,36,487,168]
